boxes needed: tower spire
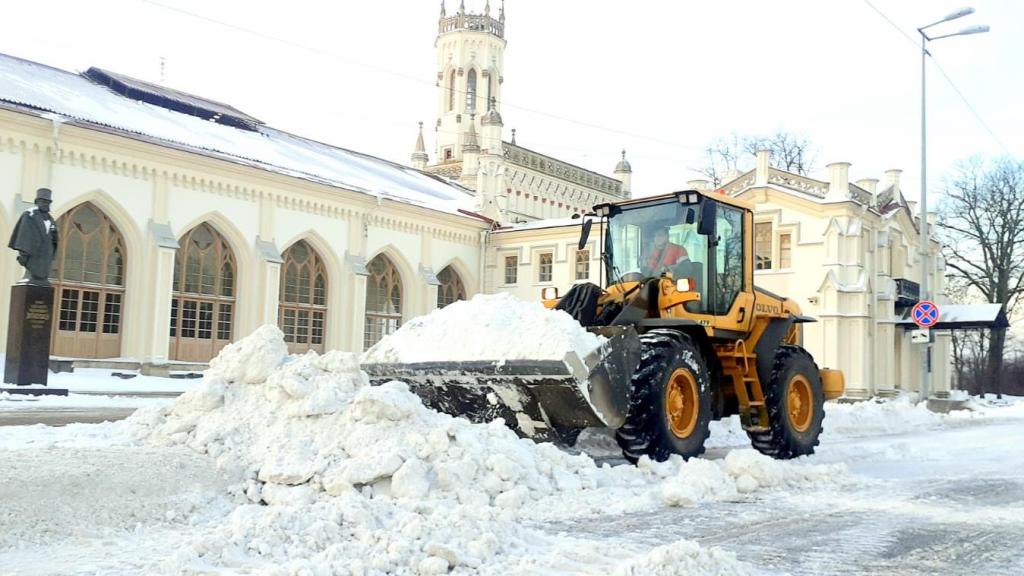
[499,0,505,23]
[458,0,465,15]
[484,0,490,15]
[411,122,429,169]
[439,0,446,18]
[463,114,480,153]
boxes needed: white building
[0,1,628,370]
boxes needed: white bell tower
[434,1,506,165]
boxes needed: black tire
[749,345,825,459]
[615,329,713,463]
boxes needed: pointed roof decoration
[458,0,465,14]
[440,0,446,18]
[510,128,517,145]
[615,149,632,173]
[481,96,503,125]
[463,114,480,153]
[414,121,426,153]
[500,0,505,22]
[412,121,428,164]
[484,0,490,15]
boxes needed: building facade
[720,152,951,398]
[0,57,485,368]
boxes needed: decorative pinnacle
[511,128,517,145]
[458,0,465,14]
[440,0,445,17]
[415,122,426,153]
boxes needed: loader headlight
[676,278,694,292]
[678,191,700,204]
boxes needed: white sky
[0,0,1020,203]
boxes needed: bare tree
[696,133,745,187]
[695,130,816,187]
[936,156,1024,398]
[743,130,816,175]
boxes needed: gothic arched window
[364,254,402,350]
[170,222,236,362]
[279,240,328,354]
[50,202,127,358]
[436,266,466,309]
[466,69,477,113]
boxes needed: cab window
[715,205,744,315]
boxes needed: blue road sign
[912,300,939,328]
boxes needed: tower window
[466,69,477,113]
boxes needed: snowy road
[553,418,1024,576]
[1,398,1021,575]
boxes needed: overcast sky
[1,0,1019,204]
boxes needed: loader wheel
[749,345,825,459]
[615,329,712,463]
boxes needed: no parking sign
[912,300,940,329]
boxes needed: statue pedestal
[3,283,66,394]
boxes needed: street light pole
[916,8,988,403]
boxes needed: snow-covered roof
[0,53,479,218]
[897,304,1010,330]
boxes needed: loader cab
[594,191,751,322]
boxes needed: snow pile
[821,395,944,438]
[129,326,845,573]
[362,292,605,363]
[611,538,754,576]
[654,449,846,507]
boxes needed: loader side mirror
[578,218,593,251]
[697,199,716,237]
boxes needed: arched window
[170,223,236,362]
[465,69,477,113]
[50,202,126,358]
[448,71,456,112]
[436,265,466,309]
[278,240,328,354]
[364,254,402,350]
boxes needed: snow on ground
[362,293,605,363]
[2,318,1022,574]
[1,368,199,413]
[104,325,836,574]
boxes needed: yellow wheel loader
[364,190,845,462]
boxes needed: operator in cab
[646,226,687,275]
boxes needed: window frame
[537,251,554,284]
[503,254,519,286]
[574,248,590,281]
[754,221,773,271]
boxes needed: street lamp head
[943,6,975,22]
[957,24,990,36]
[921,6,977,31]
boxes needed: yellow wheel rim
[665,368,699,438]
[787,374,813,433]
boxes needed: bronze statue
[8,188,58,286]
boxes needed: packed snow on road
[1,295,1022,575]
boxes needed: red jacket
[647,242,687,271]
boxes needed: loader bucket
[362,326,640,441]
